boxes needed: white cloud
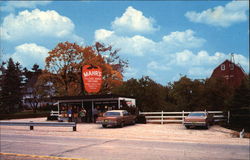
[185,1,249,27]
[147,61,170,71]
[111,6,158,34]
[95,29,156,56]
[145,50,247,82]
[161,29,205,49]
[10,43,49,69]
[232,53,249,68]
[95,29,114,41]
[1,9,84,44]
[168,50,249,74]
[1,1,51,12]
[171,50,221,66]
[95,29,204,56]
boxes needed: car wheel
[185,125,190,129]
[205,123,210,129]
[102,124,107,128]
[119,122,124,128]
[131,120,136,125]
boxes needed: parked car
[183,111,213,129]
[96,110,136,128]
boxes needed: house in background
[210,56,246,88]
[22,73,54,110]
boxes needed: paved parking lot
[1,117,249,145]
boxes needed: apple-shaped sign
[82,65,102,93]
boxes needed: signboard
[82,65,102,93]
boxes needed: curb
[0,152,88,160]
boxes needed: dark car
[96,110,136,128]
[183,112,213,129]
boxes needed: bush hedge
[0,111,50,120]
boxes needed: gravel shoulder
[1,117,249,145]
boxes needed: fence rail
[50,110,59,116]
[0,121,77,131]
[139,111,229,124]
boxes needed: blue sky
[0,1,249,85]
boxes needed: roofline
[52,94,135,101]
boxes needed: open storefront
[53,94,136,123]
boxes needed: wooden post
[161,111,163,125]
[73,126,76,131]
[228,111,230,124]
[92,101,94,123]
[182,110,184,124]
[57,100,60,115]
[30,121,33,130]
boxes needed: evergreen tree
[0,58,23,113]
[228,77,250,131]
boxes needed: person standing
[67,107,72,122]
[79,108,86,123]
[93,107,99,123]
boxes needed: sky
[0,0,249,85]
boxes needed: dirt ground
[0,117,249,145]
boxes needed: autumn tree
[39,41,127,96]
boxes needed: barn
[210,59,246,88]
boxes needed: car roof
[189,112,207,114]
[190,111,207,113]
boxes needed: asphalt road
[1,133,249,160]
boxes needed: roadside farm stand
[52,94,136,122]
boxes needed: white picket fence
[139,111,230,124]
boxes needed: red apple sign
[82,65,102,93]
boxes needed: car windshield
[188,113,206,117]
[104,112,121,117]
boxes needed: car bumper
[96,120,119,126]
[183,122,207,126]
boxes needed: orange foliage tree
[38,41,127,96]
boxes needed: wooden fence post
[161,111,163,125]
[182,110,184,124]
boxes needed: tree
[204,77,234,111]
[167,76,209,111]
[228,77,250,131]
[0,58,23,113]
[94,42,128,73]
[23,64,43,113]
[40,41,127,96]
[113,77,167,111]
[169,76,195,111]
